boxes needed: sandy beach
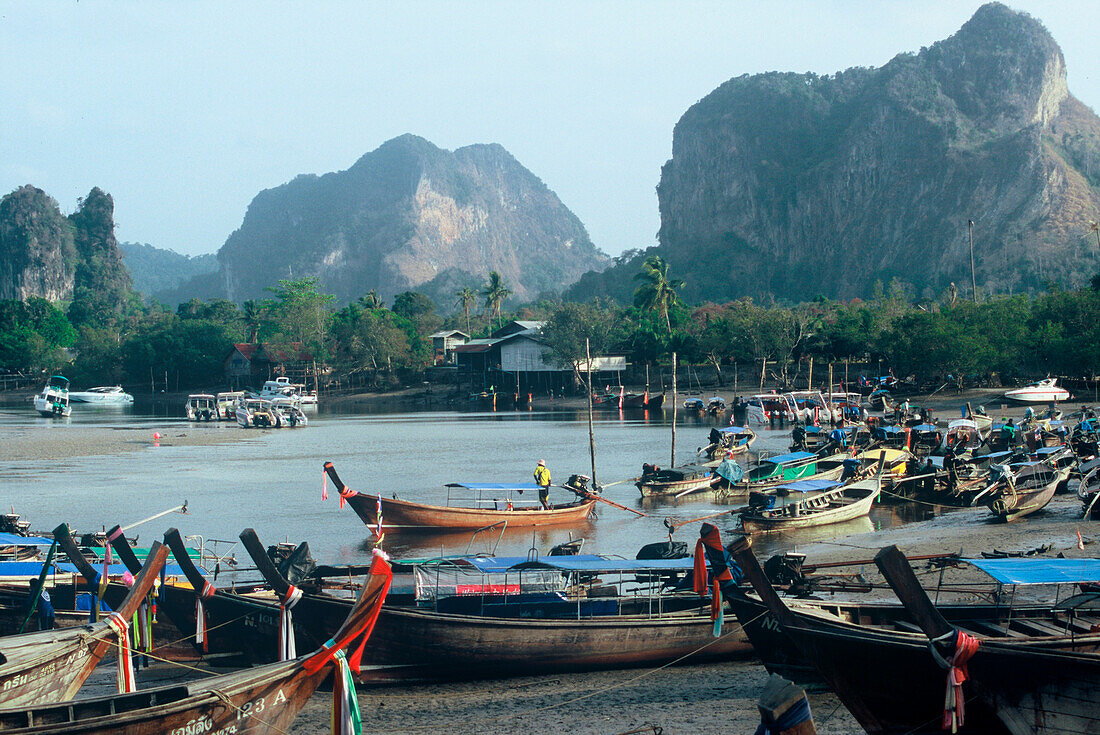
[0,421,252,462]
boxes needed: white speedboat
[259,376,317,407]
[69,386,134,404]
[32,376,72,417]
[215,391,244,420]
[185,393,218,421]
[270,396,309,427]
[236,397,280,428]
[1003,377,1070,404]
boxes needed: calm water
[0,403,934,568]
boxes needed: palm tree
[481,271,512,330]
[455,286,476,334]
[359,290,384,310]
[633,255,684,335]
[242,300,261,343]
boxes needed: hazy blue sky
[3,1,1099,259]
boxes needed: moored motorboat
[236,397,279,428]
[739,474,882,535]
[698,425,757,465]
[325,463,597,531]
[636,463,716,497]
[184,393,217,421]
[0,548,393,734]
[32,376,71,418]
[215,390,244,419]
[67,386,134,404]
[984,461,1063,522]
[1004,377,1071,403]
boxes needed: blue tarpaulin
[447,482,543,491]
[964,558,1100,585]
[715,459,744,485]
[772,479,842,495]
[764,452,816,466]
[717,426,748,434]
[0,533,53,546]
[435,555,699,574]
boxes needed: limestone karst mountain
[571,2,1100,305]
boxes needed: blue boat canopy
[1034,446,1066,455]
[446,482,544,491]
[910,424,938,432]
[965,558,1100,585]
[763,451,816,465]
[805,426,826,434]
[0,533,54,546]
[772,479,842,495]
[717,426,748,434]
[431,555,699,574]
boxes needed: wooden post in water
[671,352,678,468]
[807,356,814,391]
[828,362,835,417]
[759,357,767,392]
[734,360,738,395]
[585,339,597,488]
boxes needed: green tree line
[3,258,1100,391]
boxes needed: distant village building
[429,329,469,365]
[452,321,625,395]
[224,342,314,388]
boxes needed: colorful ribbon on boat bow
[104,612,136,693]
[929,628,980,732]
[304,550,391,676]
[195,580,216,652]
[692,523,740,634]
[331,650,363,735]
[279,585,303,660]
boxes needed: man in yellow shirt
[533,459,551,509]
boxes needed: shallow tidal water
[0,403,942,568]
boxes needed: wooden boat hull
[359,605,752,678]
[637,475,715,497]
[0,660,322,734]
[740,484,879,534]
[988,478,1058,522]
[727,593,1100,686]
[345,493,596,530]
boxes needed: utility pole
[968,219,977,303]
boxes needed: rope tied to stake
[929,628,980,733]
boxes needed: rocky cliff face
[581,3,1100,305]
[0,186,76,302]
[217,135,607,304]
[66,188,133,324]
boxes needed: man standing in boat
[534,459,552,509]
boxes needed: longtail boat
[240,529,751,681]
[324,462,597,531]
[875,545,1100,735]
[727,559,1100,684]
[635,463,716,497]
[728,536,1100,734]
[0,539,167,708]
[985,462,1061,522]
[714,451,845,498]
[697,426,757,465]
[0,550,392,734]
[739,475,881,535]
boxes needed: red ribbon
[938,630,980,732]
